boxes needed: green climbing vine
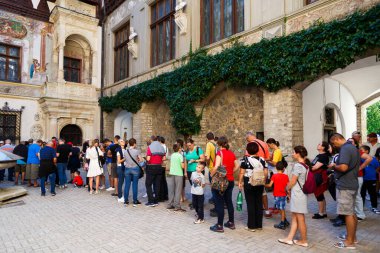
[99,5,380,136]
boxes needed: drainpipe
[100,0,106,141]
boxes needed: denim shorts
[274,196,286,210]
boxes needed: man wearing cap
[364,133,380,157]
[351,131,362,149]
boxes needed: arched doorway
[114,111,133,140]
[60,124,82,146]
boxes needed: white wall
[303,78,357,158]
[114,110,133,140]
[0,97,42,142]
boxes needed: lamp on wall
[128,27,138,59]
[174,0,187,35]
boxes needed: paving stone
[1,177,379,253]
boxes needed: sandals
[334,241,356,250]
[337,234,358,244]
[293,240,309,247]
[278,239,293,245]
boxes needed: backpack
[281,155,288,168]
[247,156,266,186]
[297,162,316,194]
[211,150,229,194]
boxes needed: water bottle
[236,190,243,211]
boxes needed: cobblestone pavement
[1,170,379,253]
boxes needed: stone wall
[192,86,264,158]
[263,88,303,157]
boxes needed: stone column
[57,45,65,83]
[263,88,303,156]
[91,51,97,86]
[48,117,58,139]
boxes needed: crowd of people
[1,130,380,250]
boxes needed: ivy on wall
[99,5,380,135]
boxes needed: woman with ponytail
[310,142,331,219]
[266,138,283,173]
[278,146,309,248]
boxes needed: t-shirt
[56,144,71,163]
[272,149,283,163]
[364,142,380,157]
[146,147,164,165]
[217,149,236,181]
[73,175,83,186]
[109,144,121,163]
[27,143,41,164]
[170,152,184,176]
[191,172,205,195]
[363,157,379,181]
[311,153,329,172]
[185,146,204,172]
[335,142,360,191]
[39,146,57,160]
[205,141,216,168]
[124,148,141,168]
[116,149,126,167]
[271,173,289,197]
[291,163,307,189]
[254,139,270,160]
[240,156,267,178]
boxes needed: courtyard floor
[0,171,379,253]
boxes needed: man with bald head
[38,141,57,196]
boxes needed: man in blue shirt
[39,141,57,196]
[26,140,42,187]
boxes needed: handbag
[211,150,229,194]
[127,149,144,179]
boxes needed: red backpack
[297,162,316,194]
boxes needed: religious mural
[0,18,27,39]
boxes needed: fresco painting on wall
[0,18,27,39]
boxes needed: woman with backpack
[278,146,309,247]
[310,142,330,219]
[209,136,240,233]
[238,142,268,231]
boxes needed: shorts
[274,196,286,210]
[337,189,356,215]
[15,164,26,173]
[106,163,112,176]
[111,163,118,178]
[26,164,39,180]
[262,187,267,196]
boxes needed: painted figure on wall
[30,59,41,78]
[0,18,27,39]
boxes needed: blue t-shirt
[106,144,114,164]
[363,157,379,181]
[39,146,57,160]
[27,144,41,164]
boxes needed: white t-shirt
[116,149,127,167]
[191,172,205,195]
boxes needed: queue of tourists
[1,130,380,250]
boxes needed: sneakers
[312,213,327,219]
[142,193,147,198]
[133,201,141,207]
[264,210,272,219]
[167,206,175,210]
[371,208,380,214]
[124,201,130,205]
[106,187,115,191]
[111,193,118,197]
[41,192,46,196]
[118,197,125,203]
[284,219,290,227]
[244,227,256,232]
[174,208,186,213]
[274,222,286,230]
[194,219,205,224]
[224,221,236,230]
[51,192,56,196]
[210,224,224,233]
[145,202,157,207]
[99,185,105,190]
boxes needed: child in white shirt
[191,162,206,224]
